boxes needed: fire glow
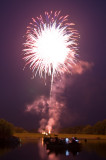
[41,130,51,135]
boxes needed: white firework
[23,11,79,81]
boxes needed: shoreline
[14,133,106,141]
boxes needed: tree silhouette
[0,119,14,139]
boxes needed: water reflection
[38,138,81,160]
[0,139,106,160]
[82,140,106,159]
[0,141,21,157]
[38,138,59,160]
[0,147,12,157]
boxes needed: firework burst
[23,11,79,81]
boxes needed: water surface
[0,139,106,160]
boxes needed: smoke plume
[26,60,94,133]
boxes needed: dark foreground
[0,136,20,148]
[0,138,106,160]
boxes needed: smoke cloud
[26,95,64,133]
[26,60,94,133]
[72,60,94,75]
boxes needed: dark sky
[0,0,106,130]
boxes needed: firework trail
[23,11,79,133]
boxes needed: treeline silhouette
[0,119,27,139]
[59,119,106,135]
[0,119,14,139]
[0,119,106,137]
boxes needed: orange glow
[42,131,46,135]
[48,129,51,134]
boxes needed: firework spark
[23,11,79,81]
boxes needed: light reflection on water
[38,138,80,160]
[0,139,106,160]
[38,138,61,160]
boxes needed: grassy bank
[14,133,106,141]
[58,133,106,140]
[14,133,42,141]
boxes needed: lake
[0,139,106,160]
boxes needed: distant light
[75,139,79,142]
[77,152,79,155]
[42,131,46,134]
[66,150,70,156]
[65,138,69,144]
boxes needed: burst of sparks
[23,11,79,80]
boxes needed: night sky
[0,0,106,130]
